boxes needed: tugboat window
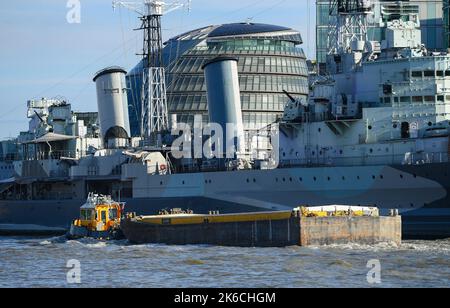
[109,208,118,219]
[101,211,107,223]
[81,209,94,221]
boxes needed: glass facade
[445,0,450,48]
[316,0,445,65]
[127,23,309,141]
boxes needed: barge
[121,206,402,247]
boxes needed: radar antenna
[113,0,191,145]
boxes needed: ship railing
[31,192,74,201]
[0,154,22,162]
[278,152,449,168]
[1,150,96,162]
[23,150,91,161]
[1,193,74,201]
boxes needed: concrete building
[126,23,309,145]
[316,0,445,65]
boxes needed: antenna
[327,0,373,55]
[113,0,191,145]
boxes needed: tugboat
[67,193,125,240]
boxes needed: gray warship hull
[1,162,449,239]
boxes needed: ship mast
[327,0,372,55]
[113,0,191,146]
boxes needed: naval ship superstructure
[1,3,450,238]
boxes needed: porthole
[400,174,404,179]
[318,128,322,133]
[428,122,433,127]
[372,175,376,180]
[160,181,163,185]
[253,179,256,183]
[368,125,373,130]
[182,181,185,185]
[327,177,331,181]
[246,179,250,183]
[289,177,293,182]
[357,176,360,180]
[380,175,384,179]
[313,177,317,181]
[299,177,303,182]
[342,176,345,180]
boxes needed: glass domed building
[127,22,309,145]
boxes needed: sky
[0,0,316,139]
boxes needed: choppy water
[0,236,449,288]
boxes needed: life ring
[160,164,167,171]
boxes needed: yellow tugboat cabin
[72,194,124,234]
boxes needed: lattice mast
[327,0,372,55]
[113,0,191,144]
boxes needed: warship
[1,0,450,239]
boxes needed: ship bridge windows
[424,70,435,78]
[424,96,435,103]
[412,96,423,103]
[411,71,422,78]
[437,71,444,77]
[446,71,450,77]
[437,95,445,103]
[400,96,411,103]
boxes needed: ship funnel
[202,56,245,159]
[93,67,131,149]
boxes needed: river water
[0,236,449,288]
